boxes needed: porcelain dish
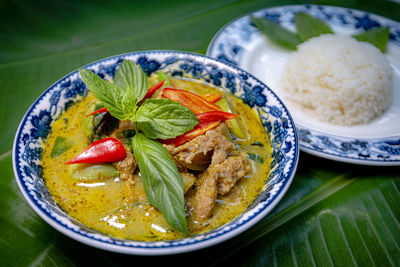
[13,51,299,255]
[207,5,400,165]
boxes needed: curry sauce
[42,78,272,241]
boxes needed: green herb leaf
[79,60,148,120]
[79,69,128,120]
[131,133,189,235]
[50,136,72,158]
[250,15,301,50]
[353,27,390,52]
[295,12,334,41]
[114,60,148,104]
[157,71,171,86]
[135,98,198,139]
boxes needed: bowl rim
[12,50,299,255]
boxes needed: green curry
[42,72,271,241]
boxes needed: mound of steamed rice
[281,34,393,125]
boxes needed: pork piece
[108,120,137,181]
[112,149,137,181]
[216,154,250,195]
[192,167,218,224]
[192,154,250,223]
[165,123,234,171]
[181,171,196,194]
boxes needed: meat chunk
[181,171,196,194]
[112,149,137,181]
[192,153,250,223]
[216,154,250,195]
[192,168,218,224]
[166,123,233,170]
[109,120,137,181]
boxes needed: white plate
[207,5,400,165]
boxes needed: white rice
[281,34,393,125]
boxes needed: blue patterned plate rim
[207,4,400,166]
[12,50,299,255]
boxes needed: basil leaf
[135,98,198,139]
[295,12,334,41]
[353,27,390,52]
[114,60,148,104]
[132,133,189,235]
[79,69,128,120]
[250,15,301,50]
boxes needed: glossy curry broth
[42,78,272,241]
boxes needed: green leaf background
[1,0,400,266]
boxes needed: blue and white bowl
[207,5,400,165]
[12,51,299,255]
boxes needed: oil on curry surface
[42,77,272,241]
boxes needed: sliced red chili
[201,93,223,103]
[160,109,237,146]
[86,107,108,117]
[197,111,238,124]
[141,80,165,103]
[161,121,221,147]
[65,137,126,164]
[162,88,222,115]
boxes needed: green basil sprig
[132,133,189,235]
[79,60,198,139]
[79,60,198,234]
[114,59,148,105]
[251,12,390,52]
[80,69,130,120]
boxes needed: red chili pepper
[197,111,238,124]
[161,111,237,146]
[201,93,223,103]
[86,107,108,117]
[65,137,126,165]
[161,121,221,147]
[141,80,165,102]
[162,88,222,115]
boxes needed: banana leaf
[1,0,400,266]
